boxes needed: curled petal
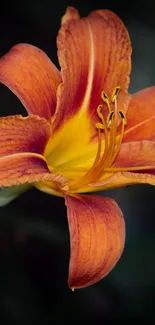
[53,7,131,131]
[65,194,125,289]
[89,171,155,191]
[0,153,67,188]
[124,87,155,142]
[0,115,51,156]
[0,44,61,119]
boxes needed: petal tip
[61,6,80,26]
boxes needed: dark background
[0,0,155,324]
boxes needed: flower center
[69,86,126,190]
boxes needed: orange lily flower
[0,7,154,289]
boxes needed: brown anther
[101,91,110,104]
[119,111,127,125]
[111,86,120,102]
[106,111,115,128]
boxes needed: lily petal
[89,140,155,190]
[0,44,61,120]
[65,194,125,289]
[0,152,67,188]
[0,115,67,193]
[114,140,155,169]
[0,114,69,195]
[124,87,155,142]
[53,7,131,131]
[89,170,155,191]
[0,115,51,156]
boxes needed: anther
[119,110,127,125]
[97,105,103,119]
[101,91,110,104]
[106,111,114,128]
[111,86,120,102]
[96,122,105,130]
[96,105,106,127]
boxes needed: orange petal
[0,114,68,194]
[90,141,155,190]
[0,44,61,120]
[124,87,155,142]
[113,140,155,184]
[65,193,125,289]
[0,152,67,187]
[114,140,155,169]
[53,7,131,131]
[89,170,155,191]
[0,115,51,156]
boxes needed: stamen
[89,106,106,171]
[103,113,116,168]
[107,114,126,166]
[102,86,122,169]
[94,127,102,166]
[94,87,126,176]
[95,105,106,165]
[69,86,128,191]
[95,105,109,167]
